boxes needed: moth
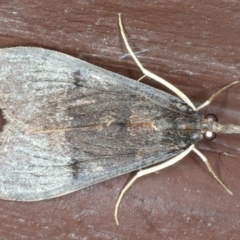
[0,14,238,225]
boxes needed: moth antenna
[114,144,194,225]
[196,81,239,111]
[118,13,196,111]
[192,147,232,195]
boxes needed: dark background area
[0,1,240,239]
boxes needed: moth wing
[0,47,199,200]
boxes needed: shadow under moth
[0,14,238,225]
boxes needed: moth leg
[192,147,232,195]
[196,81,239,111]
[118,13,196,110]
[137,75,146,82]
[114,144,194,225]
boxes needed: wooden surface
[0,1,240,239]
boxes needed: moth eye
[203,114,218,141]
[204,113,218,122]
[203,131,217,141]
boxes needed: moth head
[202,113,240,139]
[203,114,218,141]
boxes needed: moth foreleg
[196,81,239,110]
[192,147,232,195]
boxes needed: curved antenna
[118,13,196,111]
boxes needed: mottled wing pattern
[0,47,202,200]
